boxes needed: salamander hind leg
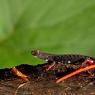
[56,58,95,83]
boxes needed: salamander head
[31,50,53,62]
[31,50,40,57]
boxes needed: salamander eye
[31,50,40,56]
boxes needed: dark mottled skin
[52,54,95,64]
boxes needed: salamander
[31,50,95,64]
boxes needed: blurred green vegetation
[0,0,95,68]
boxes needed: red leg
[81,58,94,67]
[56,58,95,83]
[46,62,55,71]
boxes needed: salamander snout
[31,50,40,57]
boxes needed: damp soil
[0,63,95,95]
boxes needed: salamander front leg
[46,62,55,71]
